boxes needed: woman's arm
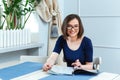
[72,59,93,70]
[43,52,59,71]
[81,62,93,70]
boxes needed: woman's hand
[71,59,82,69]
[72,59,93,70]
[43,63,52,71]
[43,52,59,71]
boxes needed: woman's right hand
[43,52,59,71]
[43,63,52,71]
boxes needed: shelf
[0,43,43,54]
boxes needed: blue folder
[0,62,43,80]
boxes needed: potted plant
[0,0,41,47]
[0,5,4,30]
[2,0,38,30]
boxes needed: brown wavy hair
[61,14,84,39]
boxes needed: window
[25,12,39,33]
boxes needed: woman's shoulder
[82,36,93,46]
[59,35,63,38]
[83,36,92,42]
[58,35,64,40]
[83,36,91,40]
[57,35,66,41]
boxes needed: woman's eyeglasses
[67,25,79,30]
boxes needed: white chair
[20,55,48,64]
[93,57,102,70]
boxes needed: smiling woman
[43,14,93,71]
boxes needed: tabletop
[0,62,119,80]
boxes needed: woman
[43,14,93,71]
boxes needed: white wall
[38,17,49,56]
[80,0,120,16]
[64,0,79,17]
[79,0,120,73]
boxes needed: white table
[0,62,119,80]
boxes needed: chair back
[20,55,48,64]
[93,57,102,70]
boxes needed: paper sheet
[89,72,119,80]
[113,75,120,80]
[48,65,74,75]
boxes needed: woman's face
[66,18,79,38]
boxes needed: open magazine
[48,65,99,75]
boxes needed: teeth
[71,31,74,33]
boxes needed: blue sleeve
[53,35,64,54]
[84,37,93,62]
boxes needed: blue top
[53,35,93,67]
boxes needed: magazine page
[48,65,99,75]
[113,75,120,80]
[48,65,74,75]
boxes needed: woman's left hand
[71,59,82,69]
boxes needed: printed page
[113,75,120,80]
[89,72,119,80]
[48,65,74,75]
